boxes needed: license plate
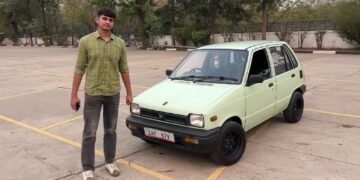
[144,127,175,143]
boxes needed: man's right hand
[70,73,83,111]
[70,96,81,111]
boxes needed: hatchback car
[126,41,306,165]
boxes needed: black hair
[97,8,116,19]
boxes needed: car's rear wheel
[210,121,246,165]
[283,91,304,123]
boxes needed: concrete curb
[293,49,360,55]
[313,51,336,54]
[0,45,77,48]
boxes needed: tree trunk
[52,0,61,34]
[208,0,215,44]
[261,2,267,40]
[71,0,75,46]
[171,0,175,46]
[26,0,34,46]
[84,0,96,32]
[135,0,148,47]
[39,0,49,35]
[30,32,33,46]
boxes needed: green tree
[156,0,251,45]
[119,0,157,47]
[0,0,60,44]
[0,0,24,43]
[334,0,360,46]
[63,0,84,45]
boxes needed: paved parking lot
[0,46,359,180]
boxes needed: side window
[283,45,298,68]
[248,49,271,80]
[283,49,293,70]
[269,46,292,75]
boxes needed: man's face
[96,15,115,31]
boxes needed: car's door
[269,45,297,113]
[244,48,276,130]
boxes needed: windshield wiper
[170,75,197,80]
[171,75,212,82]
[194,76,239,83]
[171,75,238,82]
[215,76,239,81]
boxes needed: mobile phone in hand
[76,101,80,111]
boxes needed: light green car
[126,41,306,165]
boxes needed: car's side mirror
[165,69,173,77]
[246,75,264,86]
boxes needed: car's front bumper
[126,115,220,154]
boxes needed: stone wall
[1,30,356,49]
[155,30,356,49]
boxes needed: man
[70,8,132,180]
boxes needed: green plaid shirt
[74,31,128,96]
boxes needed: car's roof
[198,40,284,50]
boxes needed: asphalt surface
[0,46,359,180]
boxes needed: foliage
[118,0,158,47]
[54,35,68,46]
[276,1,336,22]
[42,35,52,46]
[171,26,192,45]
[191,30,209,47]
[0,0,358,47]
[64,0,96,36]
[0,32,4,44]
[333,0,360,46]
[217,0,249,26]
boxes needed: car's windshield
[170,49,248,84]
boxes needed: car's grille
[140,108,188,125]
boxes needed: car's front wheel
[210,121,246,165]
[283,91,304,123]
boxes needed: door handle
[269,83,273,87]
[291,74,295,78]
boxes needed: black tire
[210,121,246,165]
[283,91,304,123]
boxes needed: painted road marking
[0,67,71,78]
[206,166,226,180]
[0,114,173,180]
[0,114,91,152]
[208,107,360,179]
[307,77,360,84]
[41,102,126,130]
[116,159,173,180]
[305,108,360,118]
[40,115,83,130]
[0,85,63,100]
[0,83,147,101]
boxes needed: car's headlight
[130,103,140,114]
[189,114,204,128]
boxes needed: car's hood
[134,79,237,115]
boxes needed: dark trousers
[81,93,120,171]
